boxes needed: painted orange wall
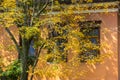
[0,26,18,66]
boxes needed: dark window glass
[29,40,35,56]
[79,21,101,62]
[47,25,68,63]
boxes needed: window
[78,21,101,62]
[47,25,68,63]
[46,21,101,63]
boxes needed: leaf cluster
[1,60,21,80]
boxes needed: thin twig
[35,0,49,17]
[5,27,21,55]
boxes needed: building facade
[0,0,120,80]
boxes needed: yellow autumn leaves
[19,27,40,39]
[1,0,16,9]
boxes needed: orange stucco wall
[0,26,18,66]
[67,12,118,80]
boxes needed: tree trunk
[21,55,28,80]
[20,38,29,80]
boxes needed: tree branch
[5,27,21,55]
[16,0,19,6]
[35,0,49,17]
[30,42,45,80]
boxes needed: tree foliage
[0,0,114,80]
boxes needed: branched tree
[0,0,50,80]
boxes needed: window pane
[79,21,101,63]
[89,38,98,44]
[89,28,99,36]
